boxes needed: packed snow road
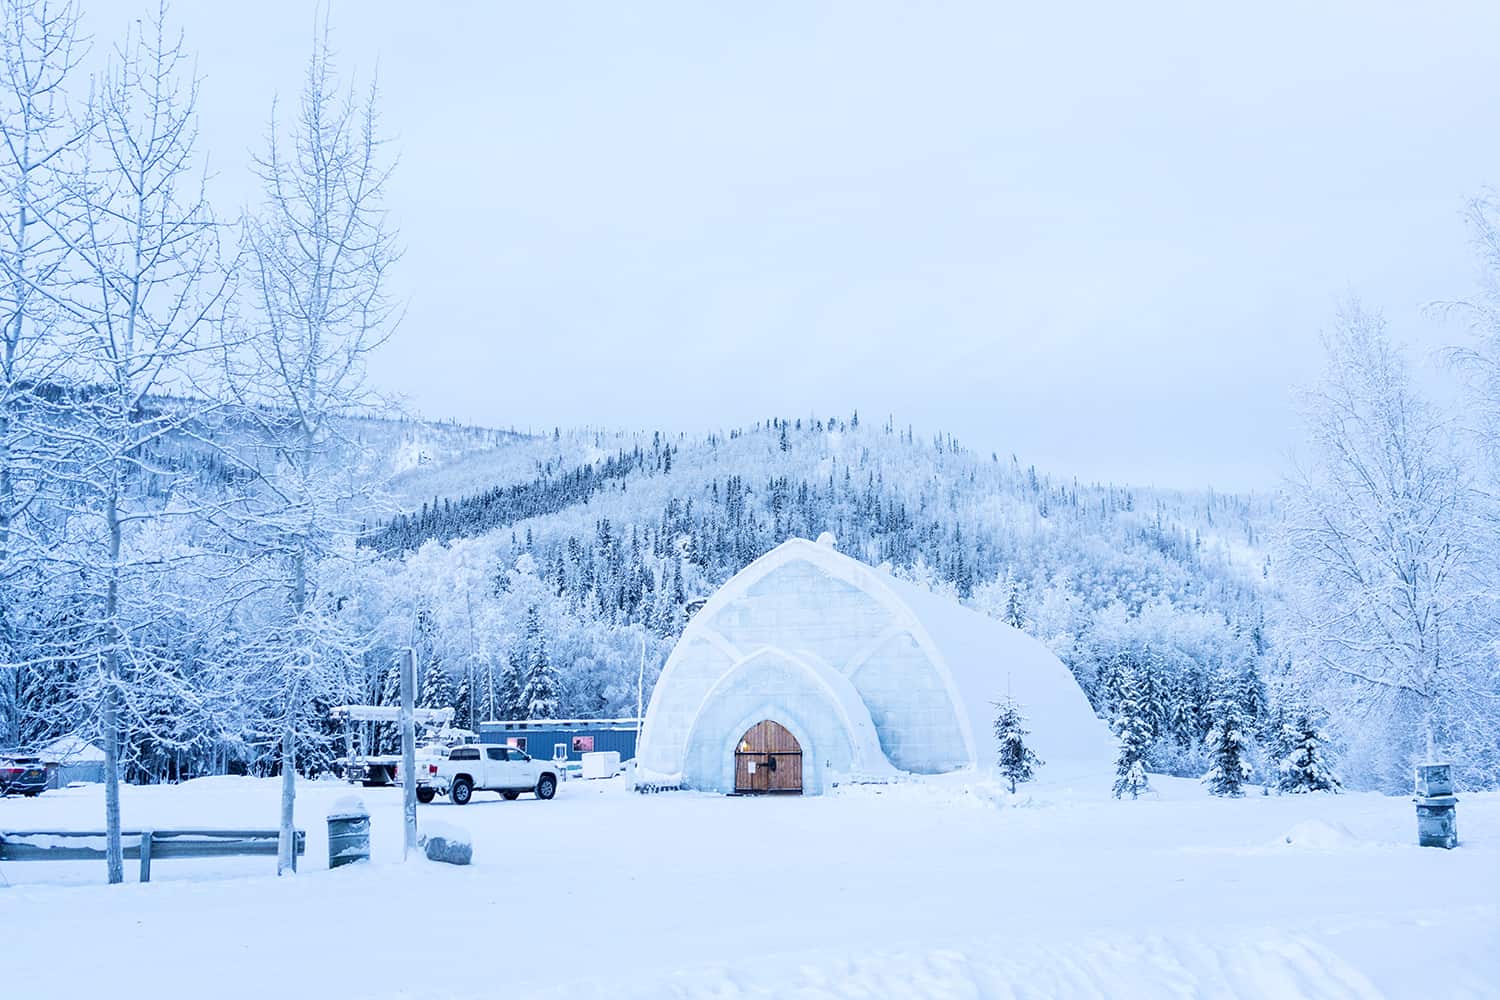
[1,774,1495,999]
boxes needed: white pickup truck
[417,744,559,805]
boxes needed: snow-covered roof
[877,567,1116,771]
[765,538,1113,770]
[38,734,107,763]
[480,717,642,729]
[329,705,455,725]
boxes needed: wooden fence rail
[0,828,306,882]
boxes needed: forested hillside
[7,404,1284,787]
[356,412,1282,783]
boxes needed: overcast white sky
[90,2,1500,489]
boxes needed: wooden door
[733,720,802,794]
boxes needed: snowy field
[1,774,1496,1000]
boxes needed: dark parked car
[0,755,47,796]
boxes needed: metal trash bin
[328,796,371,869]
[1414,764,1458,849]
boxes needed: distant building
[479,718,640,765]
[38,735,109,786]
[636,536,1112,794]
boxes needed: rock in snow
[420,822,473,865]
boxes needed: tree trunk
[400,647,418,859]
[103,482,124,885]
[277,706,297,876]
[279,543,309,876]
[1423,702,1437,765]
[101,671,123,884]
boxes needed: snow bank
[1279,819,1361,849]
[328,795,368,820]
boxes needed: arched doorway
[734,720,802,794]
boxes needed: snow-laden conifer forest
[10,373,1497,803]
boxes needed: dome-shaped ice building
[636,536,1112,794]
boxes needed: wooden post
[400,648,418,859]
[138,830,153,883]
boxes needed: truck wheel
[536,775,557,800]
[501,790,519,801]
[416,787,435,804]
[450,777,473,805]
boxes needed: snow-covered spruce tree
[373,658,401,753]
[1202,669,1253,797]
[519,605,559,719]
[419,654,454,711]
[499,649,524,719]
[1112,666,1151,799]
[993,695,1042,793]
[1275,711,1341,794]
[46,6,231,884]
[1278,303,1480,790]
[0,0,85,750]
[1004,579,1026,630]
[229,21,400,875]
[452,671,471,729]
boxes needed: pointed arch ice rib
[679,647,897,794]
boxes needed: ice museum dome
[636,536,1113,794]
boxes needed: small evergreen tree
[1275,712,1341,793]
[1112,667,1152,799]
[993,695,1043,792]
[1202,669,1254,796]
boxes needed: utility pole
[637,631,647,733]
[400,647,418,859]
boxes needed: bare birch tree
[46,4,230,883]
[1437,191,1500,785]
[228,23,400,874]
[1278,302,1481,790]
[0,0,86,747]
[1446,190,1500,466]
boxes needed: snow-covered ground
[1,774,1496,999]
